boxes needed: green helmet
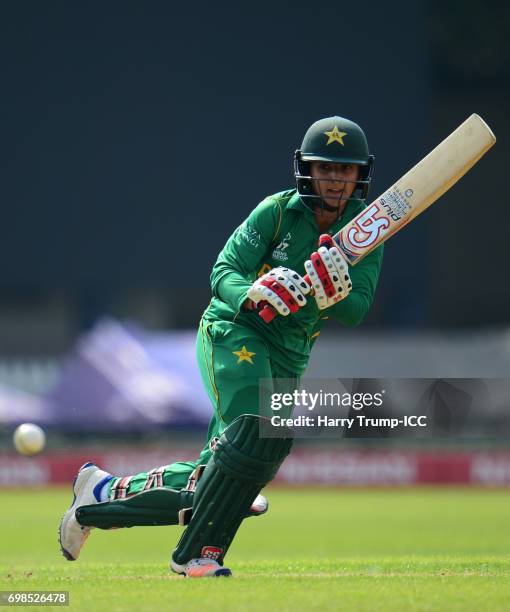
[294,116,374,206]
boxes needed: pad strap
[110,476,133,500]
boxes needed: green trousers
[107,318,298,498]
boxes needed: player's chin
[321,195,343,209]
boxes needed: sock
[93,475,114,502]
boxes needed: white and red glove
[304,235,352,310]
[247,266,311,317]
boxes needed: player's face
[310,161,360,209]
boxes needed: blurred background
[1,0,509,487]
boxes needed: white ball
[13,423,46,456]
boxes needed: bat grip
[258,274,314,324]
[319,234,334,249]
[258,301,277,323]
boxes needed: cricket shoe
[59,462,112,561]
[170,558,232,578]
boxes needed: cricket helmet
[294,116,374,207]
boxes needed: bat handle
[258,301,277,323]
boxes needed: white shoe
[170,558,232,578]
[59,462,111,561]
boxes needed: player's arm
[328,245,383,326]
[211,198,310,317]
[210,198,280,313]
[305,235,383,326]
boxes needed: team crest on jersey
[272,232,292,261]
[233,346,256,364]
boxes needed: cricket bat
[259,113,496,323]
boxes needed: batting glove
[247,266,311,316]
[305,235,352,310]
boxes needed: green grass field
[1,487,509,611]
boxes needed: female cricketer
[59,115,383,577]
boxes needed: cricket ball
[13,423,46,456]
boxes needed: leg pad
[172,414,292,564]
[76,488,194,529]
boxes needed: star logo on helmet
[324,126,347,145]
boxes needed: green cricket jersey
[203,189,383,376]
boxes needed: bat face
[336,186,413,263]
[333,113,496,266]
